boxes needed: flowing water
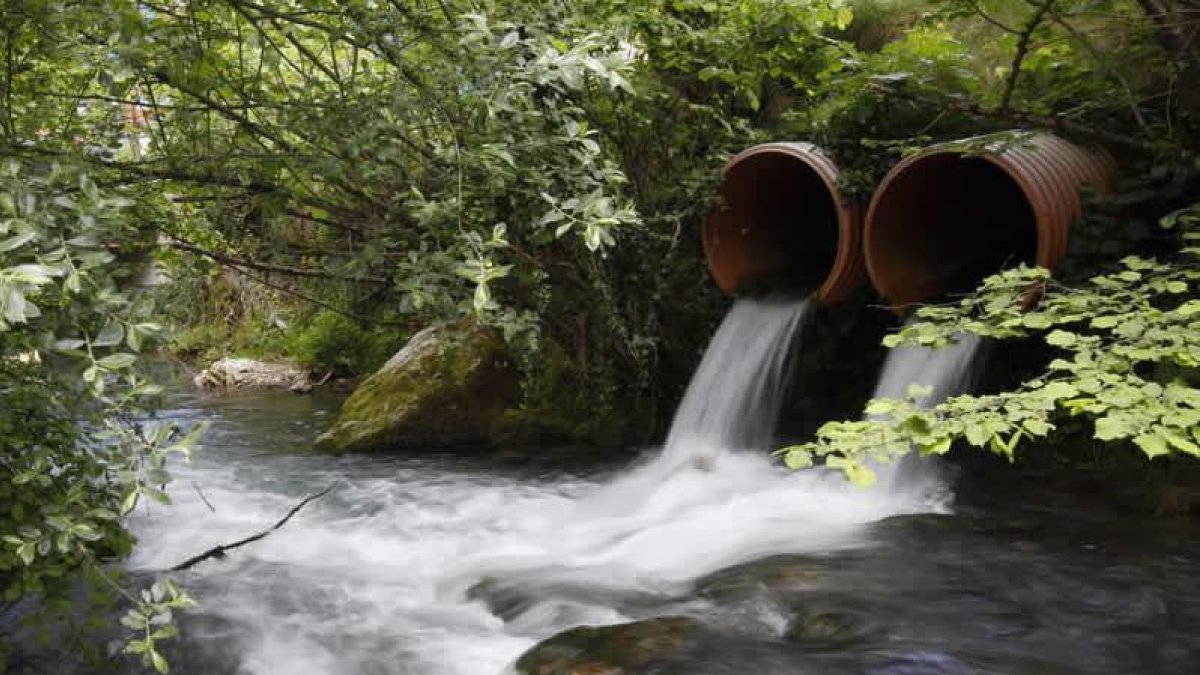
[661,295,812,461]
[118,296,951,675]
[8,303,1200,674]
[869,330,989,499]
[109,296,944,674]
[870,333,986,404]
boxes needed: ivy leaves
[785,205,1200,482]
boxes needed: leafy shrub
[287,310,407,376]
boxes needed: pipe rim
[703,142,864,306]
[864,133,1113,309]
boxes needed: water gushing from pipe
[661,295,811,463]
[869,326,988,499]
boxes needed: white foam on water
[126,299,981,675]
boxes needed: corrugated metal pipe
[702,143,865,306]
[863,133,1116,309]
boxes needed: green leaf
[1045,330,1077,348]
[1022,418,1051,436]
[919,436,953,454]
[1175,300,1200,317]
[96,353,138,370]
[1163,428,1200,457]
[71,523,102,541]
[1134,432,1169,458]
[125,639,148,655]
[964,424,990,447]
[1022,313,1053,329]
[121,489,141,515]
[1041,381,1079,400]
[17,542,35,566]
[1094,415,1134,441]
[827,456,877,487]
[863,399,898,416]
[0,231,35,252]
[94,320,124,347]
[783,448,813,469]
[151,649,169,674]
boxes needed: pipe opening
[704,150,840,297]
[866,155,1038,306]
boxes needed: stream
[93,386,1199,675]
[8,387,1200,674]
[7,296,1200,675]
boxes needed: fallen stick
[170,484,336,571]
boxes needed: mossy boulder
[313,319,517,452]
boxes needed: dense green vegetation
[3,0,1200,669]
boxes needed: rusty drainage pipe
[864,133,1115,309]
[703,143,864,306]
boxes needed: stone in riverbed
[313,319,517,452]
[193,357,310,391]
[513,617,703,675]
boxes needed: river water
[97,387,1198,675]
[8,298,1200,674]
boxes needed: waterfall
[661,295,811,463]
[871,331,986,403]
[869,326,988,497]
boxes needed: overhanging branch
[872,84,1180,156]
[168,238,388,285]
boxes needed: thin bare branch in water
[192,481,217,513]
[170,484,337,571]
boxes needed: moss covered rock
[313,319,516,452]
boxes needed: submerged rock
[694,555,824,603]
[514,617,703,675]
[313,319,516,452]
[193,357,309,391]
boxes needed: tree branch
[1046,11,1151,134]
[170,484,336,571]
[168,238,388,285]
[964,0,1020,34]
[1001,0,1057,113]
[202,255,409,327]
[871,83,1180,156]
[276,20,343,88]
[6,142,283,193]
